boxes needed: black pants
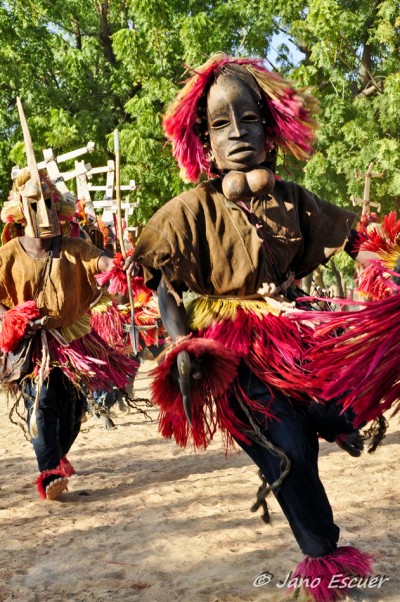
[23,368,85,473]
[231,364,356,558]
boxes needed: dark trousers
[231,364,356,558]
[22,368,85,473]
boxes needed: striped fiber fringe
[90,298,128,349]
[186,295,282,330]
[46,330,139,392]
[151,338,241,449]
[90,291,163,351]
[151,307,313,450]
[60,313,92,343]
[291,293,400,426]
[290,546,373,602]
[199,307,314,401]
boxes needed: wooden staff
[114,129,139,354]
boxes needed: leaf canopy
[0,0,399,223]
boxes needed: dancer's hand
[336,431,364,457]
[98,254,140,277]
[122,255,140,277]
[25,317,47,337]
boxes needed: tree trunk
[303,272,313,294]
[330,259,345,297]
[313,266,325,290]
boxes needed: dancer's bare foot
[45,476,69,500]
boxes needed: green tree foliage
[0,0,278,220]
[284,0,400,213]
[0,0,399,225]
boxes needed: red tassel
[290,546,373,602]
[151,338,241,449]
[356,211,400,299]
[356,263,395,301]
[95,252,153,301]
[0,301,39,352]
[357,211,400,254]
[95,253,129,295]
[59,456,76,477]
[132,277,152,305]
[135,303,164,348]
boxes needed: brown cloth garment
[0,237,102,329]
[133,178,355,300]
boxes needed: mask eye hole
[210,118,230,129]
[242,112,260,123]
[29,202,38,213]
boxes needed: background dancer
[0,103,138,501]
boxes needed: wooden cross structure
[351,161,384,215]
[12,141,95,204]
[76,160,139,249]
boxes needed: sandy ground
[0,360,399,602]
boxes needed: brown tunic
[0,237,103,328]
[133,179,355,299]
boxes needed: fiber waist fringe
[2,329,138,395]
[152,309,313,450]
[186,294,293,331]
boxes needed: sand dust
[0,361,399,602]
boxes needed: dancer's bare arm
[157,280,189,341]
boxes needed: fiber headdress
[163,53,319,182]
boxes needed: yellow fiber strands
[186,296,282,331]
[60,313,91,342]
[379,244,400,271]
[89,290,113,314]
